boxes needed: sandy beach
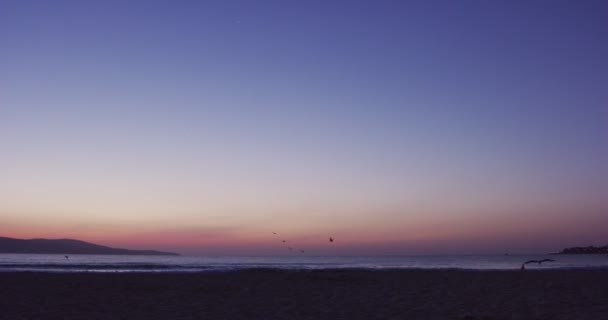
[1,269,607,320]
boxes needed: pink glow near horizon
[2,204,606,255]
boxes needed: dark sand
[1,269,607,320]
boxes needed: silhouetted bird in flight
[521,258,555,270]
[282,240,286,243]
[329,237,334,242]
[64,256,69,260]
[300,250,305,253]
[273,232,277,235]
[288,247,293,251]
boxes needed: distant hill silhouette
[556,245,608,254]
[0,236,178,256]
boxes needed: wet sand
[1,269,607,320]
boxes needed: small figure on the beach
[520,258,555,270]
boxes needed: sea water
[1,254,607,272]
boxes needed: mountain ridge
[0,236,178,256]
[555,245,608,255]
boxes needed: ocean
[1,254,607,272]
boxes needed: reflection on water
[0,254,607,273]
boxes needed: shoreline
[1,269,607,319]
[3,266,608,273]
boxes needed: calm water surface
[1,254,607,273]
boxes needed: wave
[0,262,359,273]
[2,254,607,273]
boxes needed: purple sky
[1,0,606,255]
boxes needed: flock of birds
[272,232,334,254]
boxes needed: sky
[1,0,606,255]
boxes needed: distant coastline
[0,236,178,256]
[554,245,608,255]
